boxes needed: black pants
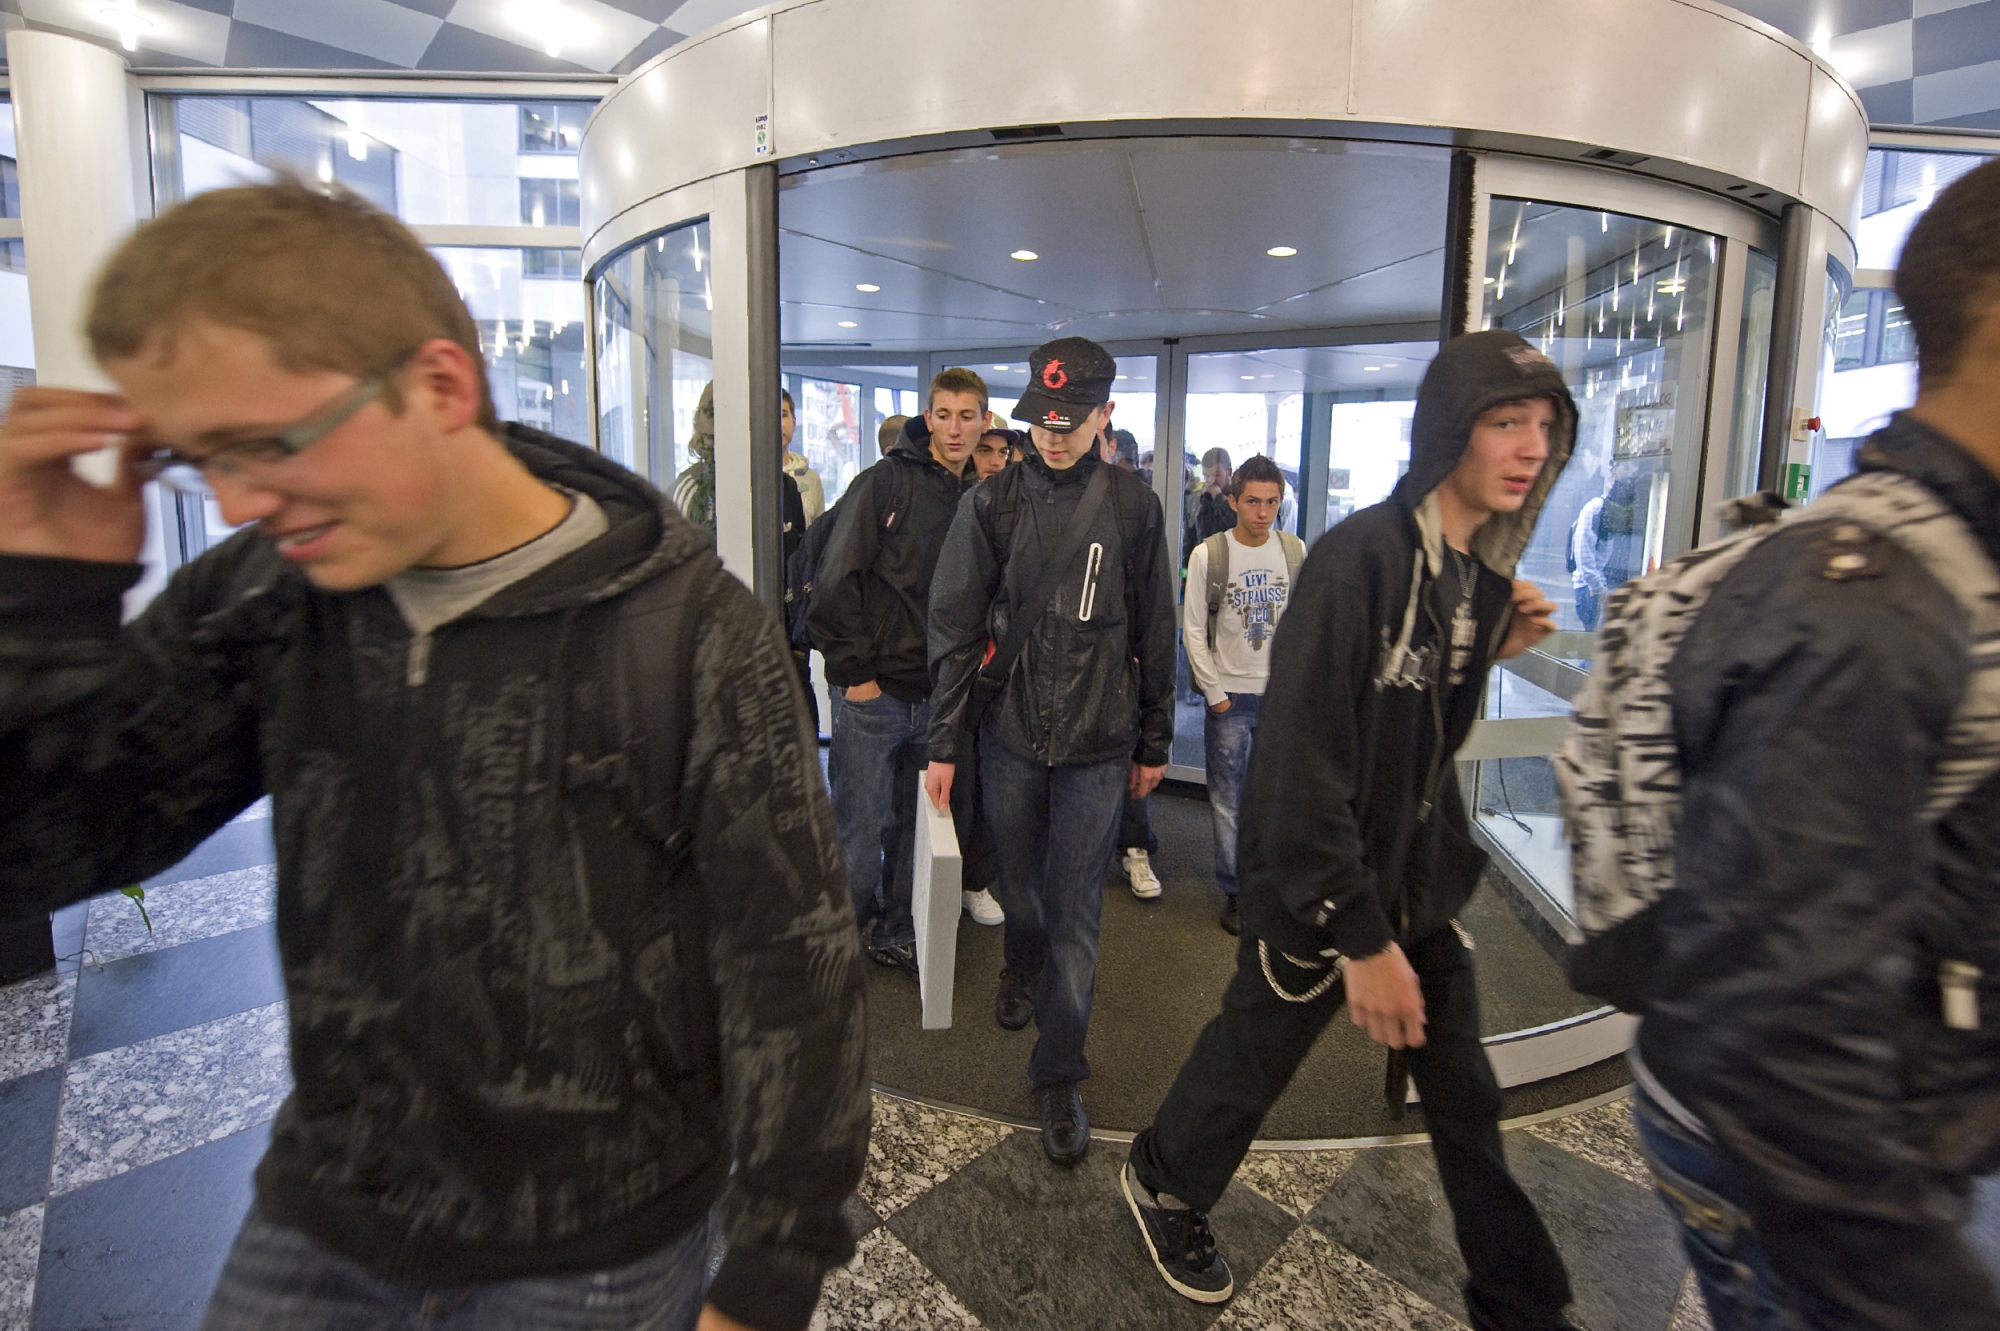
[949,724,995,891]
[1130,925,1572,1331]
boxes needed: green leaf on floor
[120,884,153,933]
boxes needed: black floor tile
[50,902,88,976]
[145,819,275,890]
[1307,1133,1684,1331]
[0,1068,62,1213]
[842,1193,881,1242]
[888,1133,1295,1331]
[69,925,284,1060]
[34,1119,268,1331]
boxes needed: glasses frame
[135,374,388,490]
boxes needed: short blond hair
[87,179,496,428]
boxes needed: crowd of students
[2,160,1999,1331]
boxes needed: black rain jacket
[1639,413,2000,1331]
[0,426,869,1331]
[1236,331,1575,961]
[807,419,974,703]
[926,448,1175,768]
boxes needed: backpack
[784,459,913,654]
[1201,529,1305,649]
[1553,469,2000,1013]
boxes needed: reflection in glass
[779,364,923,506]
[0,100,17,221]
[1725,248,1777,501]
[593,221,714,490]
[433,248,588,442]
[1474,199,1720,924]
[158,96,595,230]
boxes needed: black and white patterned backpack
[1554,469,2000,1013]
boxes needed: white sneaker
[963,888,1005,926]
[1124,848,1163,899]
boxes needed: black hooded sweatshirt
[0,426,868,1331]
[807,416,975,702]
[1236,331,1575,962]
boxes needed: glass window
[1724,248,1778,501]
[1880,294,1916,365]
[433,248,588,444]
[780,363,923,505]
[593,220,713,490]
[158,96,594,229]
[0,99,18,221]
[1832,288,1871,372]
[1474,199,1722,921]
[1855,148,1989,271]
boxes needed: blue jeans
[980,738,1128,1087]
[828,690,928,950]
[1202,692,1261,897]
[201,1208,714,1331]
[1633,1088,1802,1331]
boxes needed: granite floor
[0,808,1987,1330]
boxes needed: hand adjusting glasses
[133,374,387,492]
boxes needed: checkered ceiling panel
[0,0,1993,129]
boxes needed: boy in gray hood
[1121,331,1579,1329]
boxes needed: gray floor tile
[0,1203,41,1331]
[53,1003,291,1197]
[1214,1224,1463,1331]
[0,976,73,1085]
[0,1071,62,1215]
[69,924,284,1060]
[143,819,274,890]
[83,867,277,966]
[34,1122,268,1331]
[1526,1096,1651,1189]
[862,1094,1012,1219]
[887,1133,1295,1331]
[811,1226,985,1331]
[1307,1134,1684,1331]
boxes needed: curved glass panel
[592,221,713,489]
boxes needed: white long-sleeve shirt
[1183,530,1293,707]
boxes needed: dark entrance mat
[867,791,1614,1139]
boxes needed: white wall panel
[1802,64,1871,237]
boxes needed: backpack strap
[1203,531,1229,650]
[1806,471,2000,819]
[1278,530,1306,587]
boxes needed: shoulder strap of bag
[1279,530,1306,587]
[1203,531,1229,649]
[977,463,1113,691]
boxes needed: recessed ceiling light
[1266,246,1298,258]
[993,364,1010,371]
[837,321,858,328]
[1484,276,1496,285]
[1240,374,1256,381]
[1010,249,1039,262]
[1115,374,1127,380]
[1364,365,1381,372]
[855,283,880,292]
[1260,374,1274,379]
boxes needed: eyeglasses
[132,375,387,492]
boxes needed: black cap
[1013,337,1116,433]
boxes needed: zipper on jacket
[1079,543,1104,621]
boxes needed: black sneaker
[995,969,1034,1031]
[1121,1161,1233,1303]
[1031,1081,1090,1166]
[871,942,919,979]
[1218,896,1240,935]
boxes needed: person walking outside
[1120,330,1578,1329]
[810,369,999,971]
[924,337,1175,1167]
[0,182,867,1331]
[1182,454,1302,936]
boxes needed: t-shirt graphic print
[1231,565,1289,652]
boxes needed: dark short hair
[929,367,989,410]
[781,388,795,410]
[1201,447,1231,472]
[1231,454,1286,497]
[1897,156,2000,387]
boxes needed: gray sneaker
[1121,1161,1233,1304]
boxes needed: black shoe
[1218,896,1240,936]
[871,942,919,979]
[1121,1161,1233,1303]
[995,969,1034,1031]
[1031,1081,1090,1166]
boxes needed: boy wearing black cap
[1120,331,1578,1328]
[924,337,1176,1166]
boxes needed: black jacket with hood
[0,425,869,1331]
[1236,331,1574,962]
[1637,414,2000,1330]
[926,448,1176,768]
[807,416,974,703]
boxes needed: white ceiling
[779,136,1451,352]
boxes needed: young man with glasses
[0,182,867,1331]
